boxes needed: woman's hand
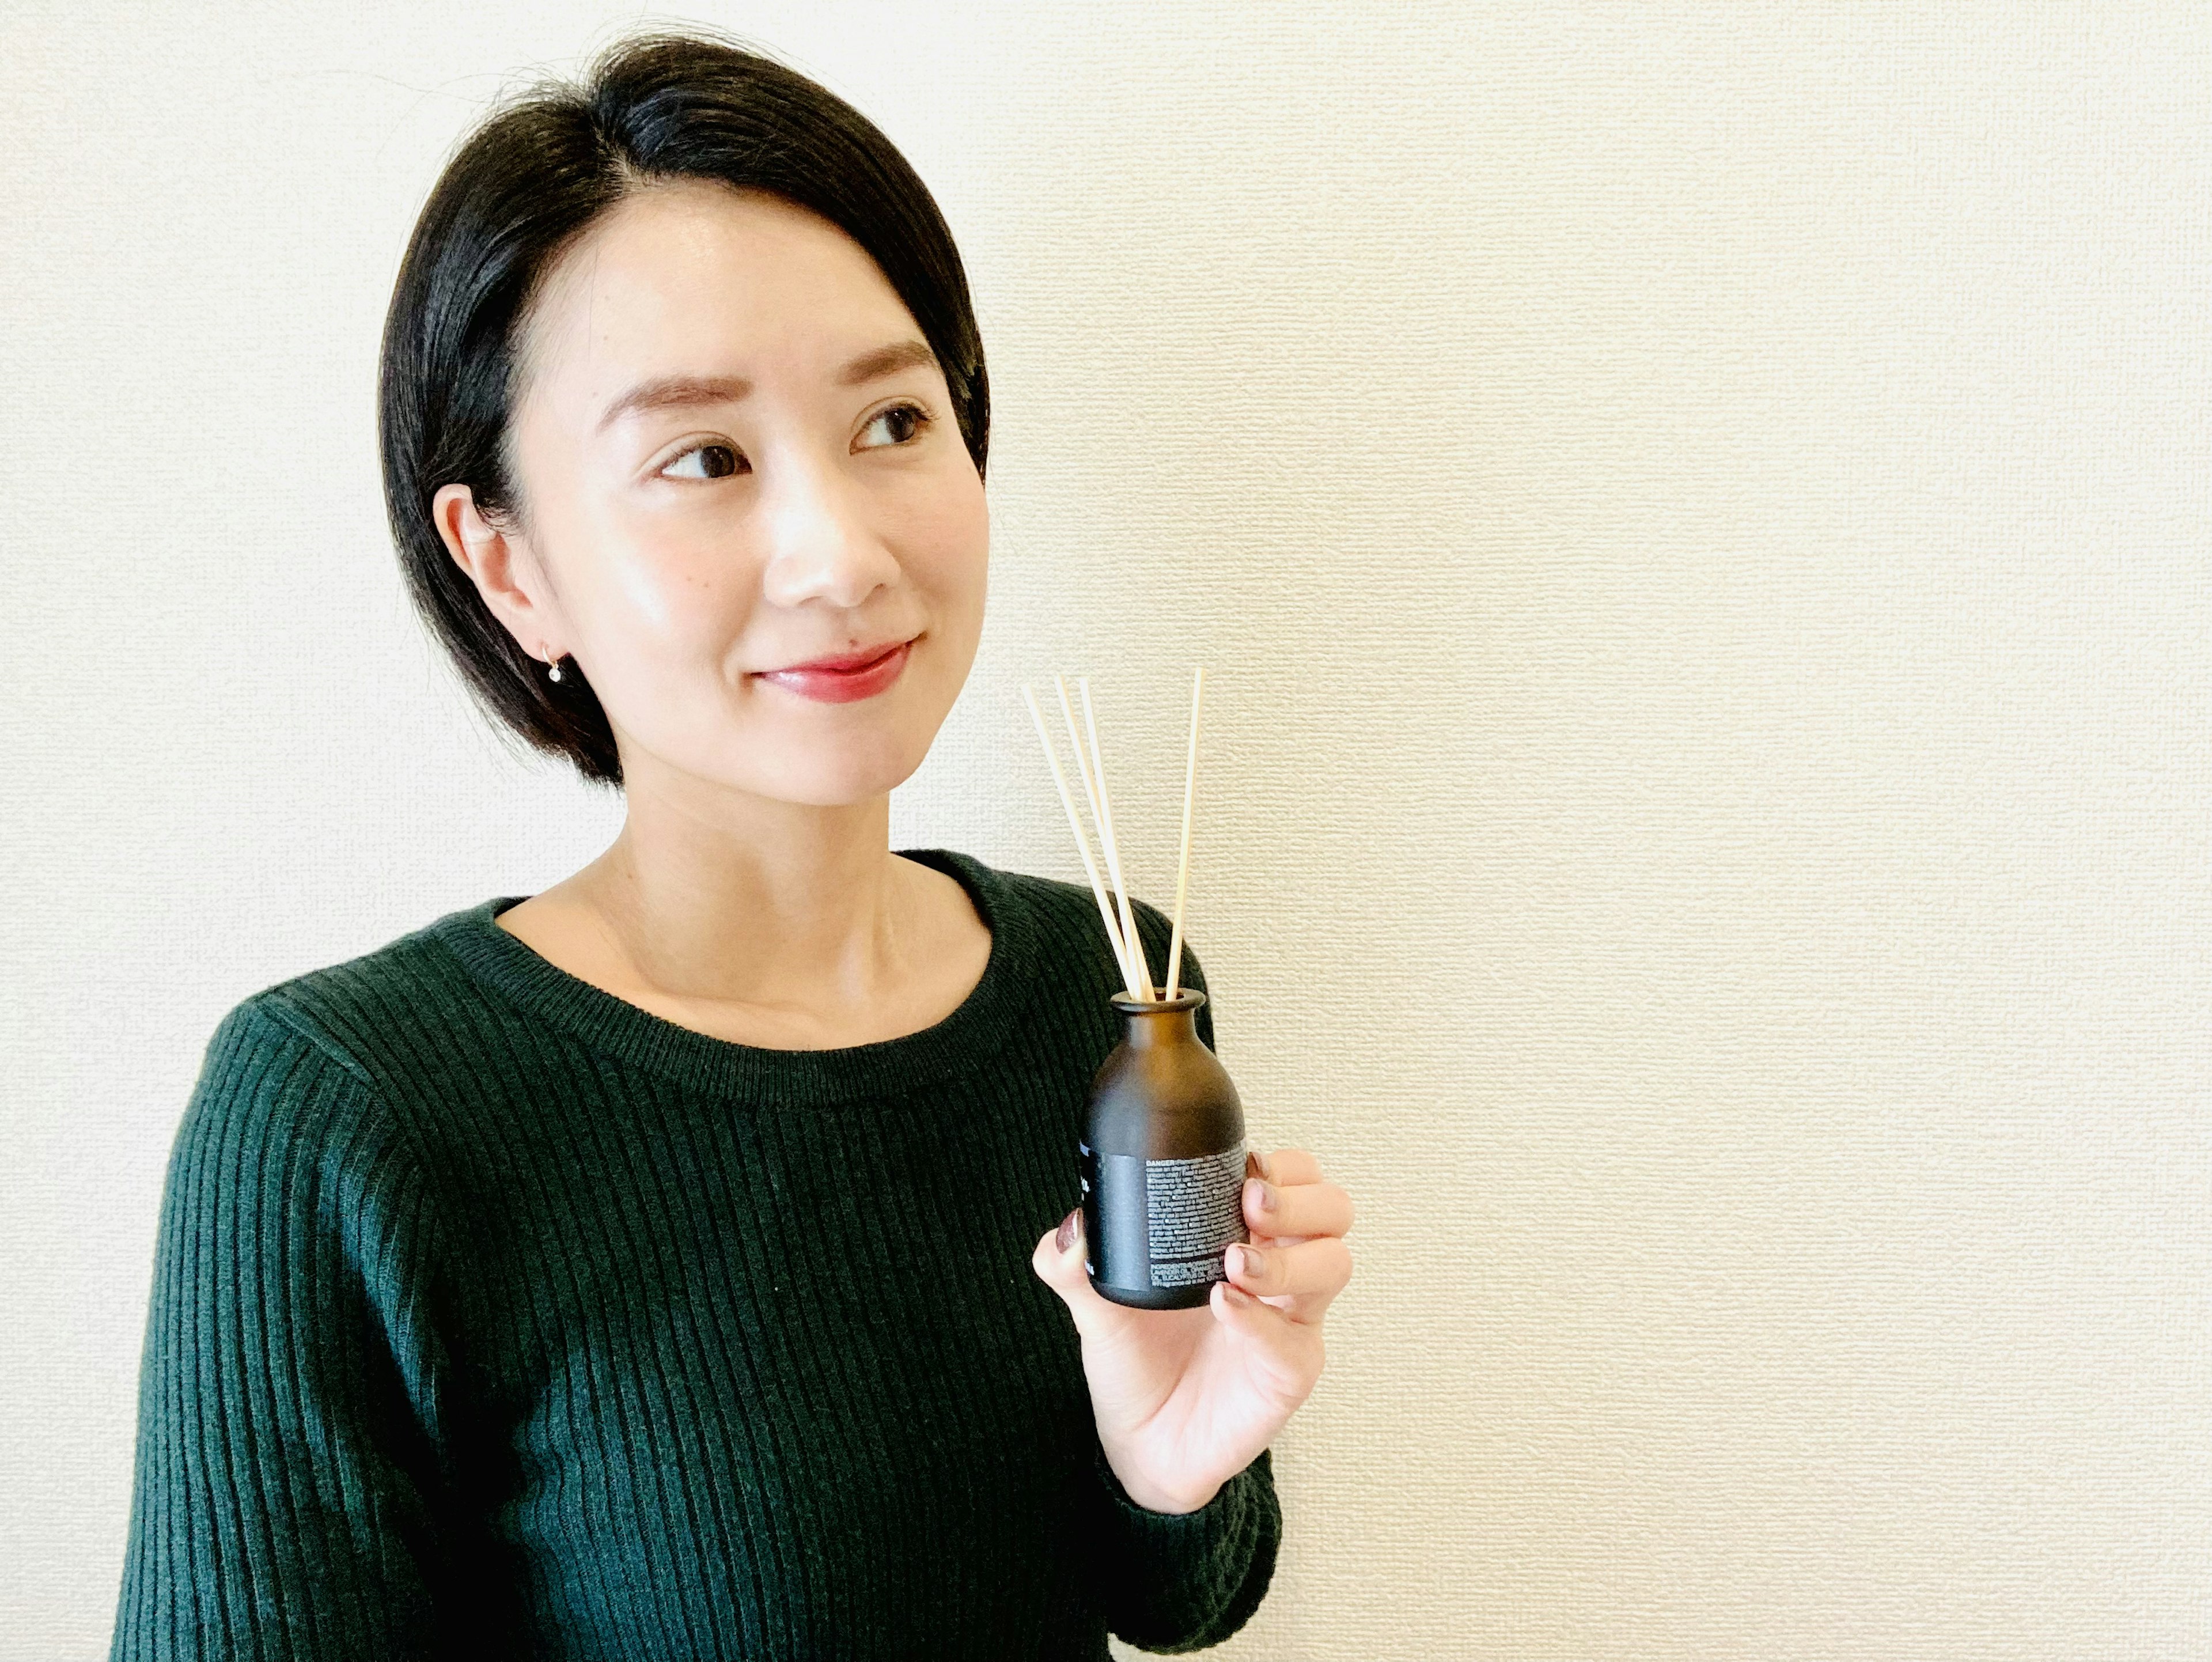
[1030,1146,1355,1513]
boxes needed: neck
[567,765,920,1019]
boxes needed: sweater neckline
[425,847,1039,1106]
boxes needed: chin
[753,735,933,806]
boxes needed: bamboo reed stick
[1054,677,1153,1000]
[1022,683,1138,996]
[1165,665,1205,1000]
[1051,676,1112,891]
[1075,677,1156,1000]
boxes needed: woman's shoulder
[189,897,516,1145]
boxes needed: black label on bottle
[1142,1144,1249,1288]
[1080,1138,1248,1293]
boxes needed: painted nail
[1245,1178,1277,1216]
[1245,1148,1274,1182]
[1232,1243,1264,1280]
[1056,1207,1081,1253]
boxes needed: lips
[753,638,914,705]
[771,641,908,675]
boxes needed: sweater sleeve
[109,997,464,1661]
[1084,1441,1282,1652]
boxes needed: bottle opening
[1109,989,1207,1015]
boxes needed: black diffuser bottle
[1079,988,1249,1309]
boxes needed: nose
[757,443,903,612]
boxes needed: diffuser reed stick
[1024,669,1208,1004]
[1074,677,1156,1001]
[1165,665,1205,999]
[1051,677,1131,976]
[1022,684,1139,996]
[1048,677,1150,995]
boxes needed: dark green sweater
[109,849,1279,1660]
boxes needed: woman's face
[437,179,988,807]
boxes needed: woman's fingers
[1251,1146,1327,1187]
[1224,1232,1353,1323]
[1243,1173,1354,1241]
[1031,1215,1120,1340]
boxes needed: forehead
[516,180,915,399]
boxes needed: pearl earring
[545,648,565,684]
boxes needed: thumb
[1031,1206,1111,1333]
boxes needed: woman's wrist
[1101,1446,1225,1516]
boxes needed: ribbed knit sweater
[108,848,1279,1660]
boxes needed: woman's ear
[431,482,562,658]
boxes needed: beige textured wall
[5,4,2207,1657]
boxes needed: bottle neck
[1119,1008,1199,1050]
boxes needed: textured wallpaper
[4,3,2207,1657]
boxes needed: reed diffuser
[1022,669,1249,1310]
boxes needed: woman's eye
[858,402,932,450]
[660,441,745,480]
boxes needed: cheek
[563,516,759,753]
[578,501,753,660]
[909,468,991,622]
[581,584,751,771]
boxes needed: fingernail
[1055,1207,1081,1254]
[1232,1243,1264,1279]
[1221,1283,1255,1307]
[1245,1178,1276,1215]
[1245,1149,1273,1182]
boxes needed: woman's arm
[1081,1438,1281,1651]
[110,999,462,1661]
[1061,908,1286,1648]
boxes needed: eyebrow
[594,338,941,433]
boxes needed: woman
[111,28,1354,1660]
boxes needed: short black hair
[378,28,990,788]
